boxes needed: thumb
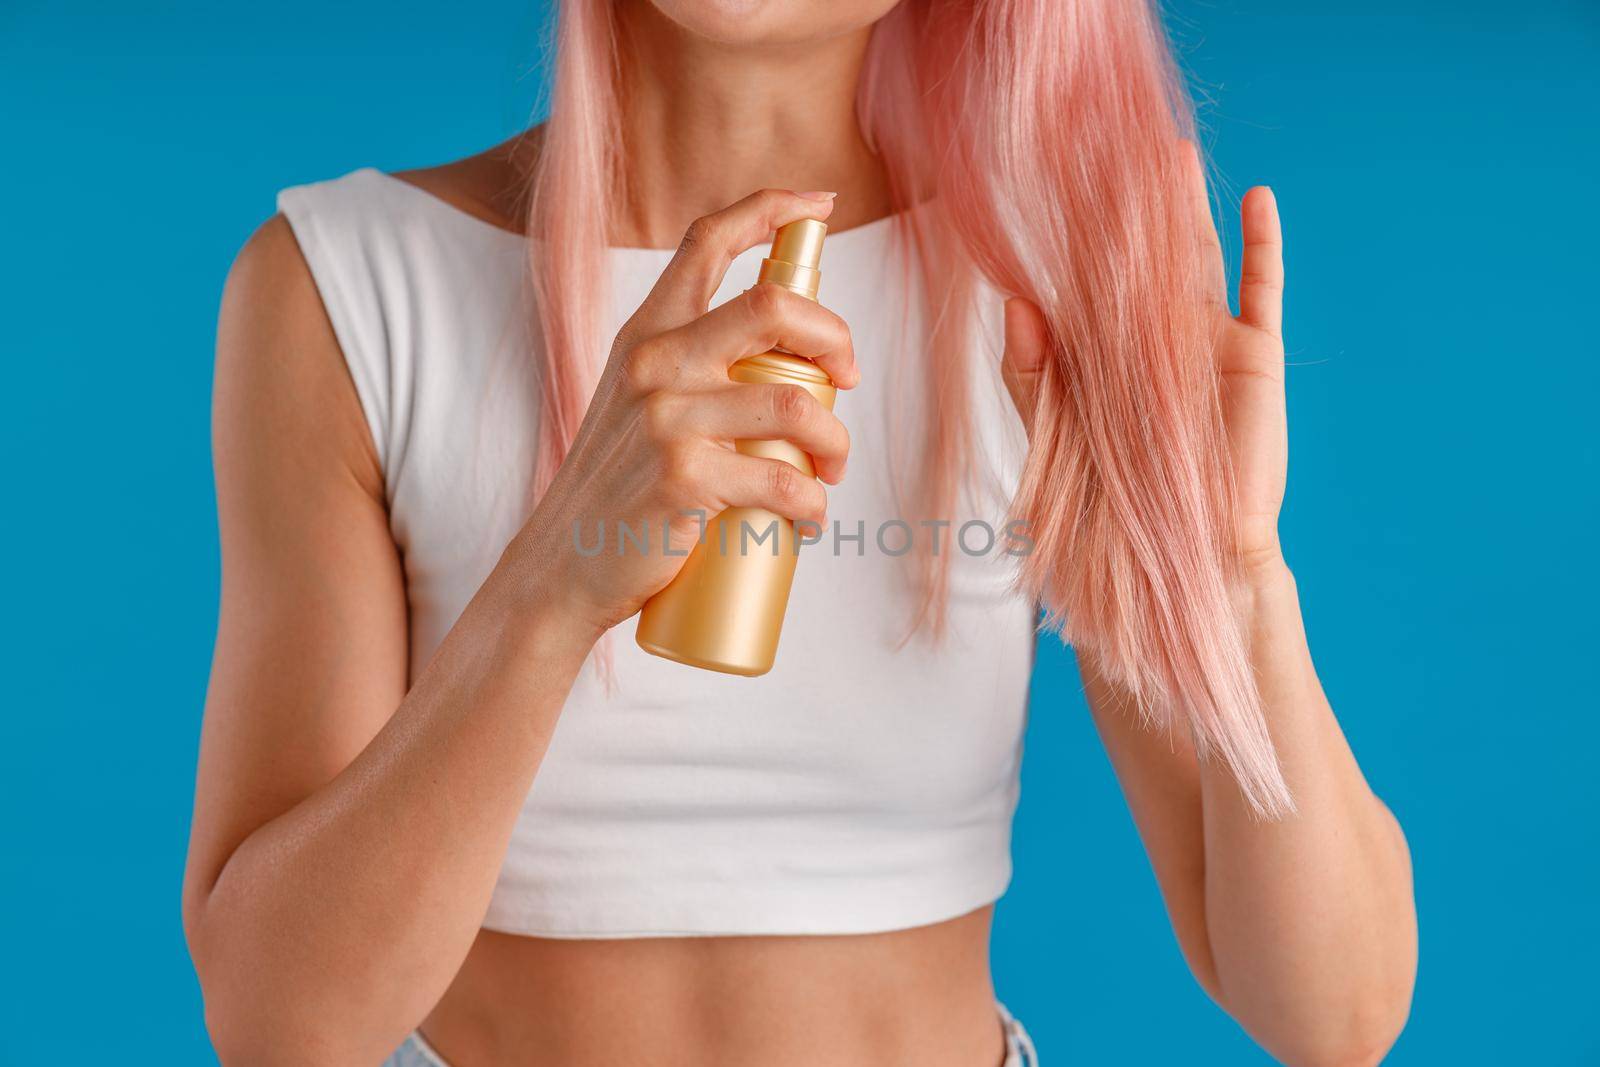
[1000,296,1048,436]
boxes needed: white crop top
[277,168,1037,938]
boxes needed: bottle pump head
[757,219,827,302]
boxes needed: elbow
[183,910,266,1065]
[1275,807,1418,1066]
[1287,1036,1402,1067]
[200,997,280,1067]
[184,886,253,1061]
[188,945,403,1065]
[194,974,358,1067]
[203,1019,348,1067]
[1292,1037,1401,1067]
[1271,988,1414,1067]
[184,895,354,1066]
[1234,942,1416,1067]
[189,952,273,1066]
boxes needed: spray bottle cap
[757,219,827,301]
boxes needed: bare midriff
[421,905,1005,1067]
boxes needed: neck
[612,1,891,248]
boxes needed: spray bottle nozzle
[758,219,827,301]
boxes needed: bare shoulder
[220,213,321,343]
[392,129,543,235]
[214,214,381,497]
[213,128,544,487]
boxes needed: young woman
[182,1,1418,1063]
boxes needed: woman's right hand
[515,189,859,637]
[189,195,859,1060]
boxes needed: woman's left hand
[999,142,1289,577]
[1009,152,1417,1066]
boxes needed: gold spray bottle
[635,219,835,676]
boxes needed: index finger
[638,189,837,331]
[1237,186,1284,339]
[667,282,859,390]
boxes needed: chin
[643,0,900,48]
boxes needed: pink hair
[528,0,1293,817]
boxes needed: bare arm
[183,189,855,1064]
[183,215,599,1064]
[1079,561,1416,1067]
[1000,151,1418,1065]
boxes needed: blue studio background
[3,1,1596,1063]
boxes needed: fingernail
[796,191,837,201]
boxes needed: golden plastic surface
[635,220,836,676]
